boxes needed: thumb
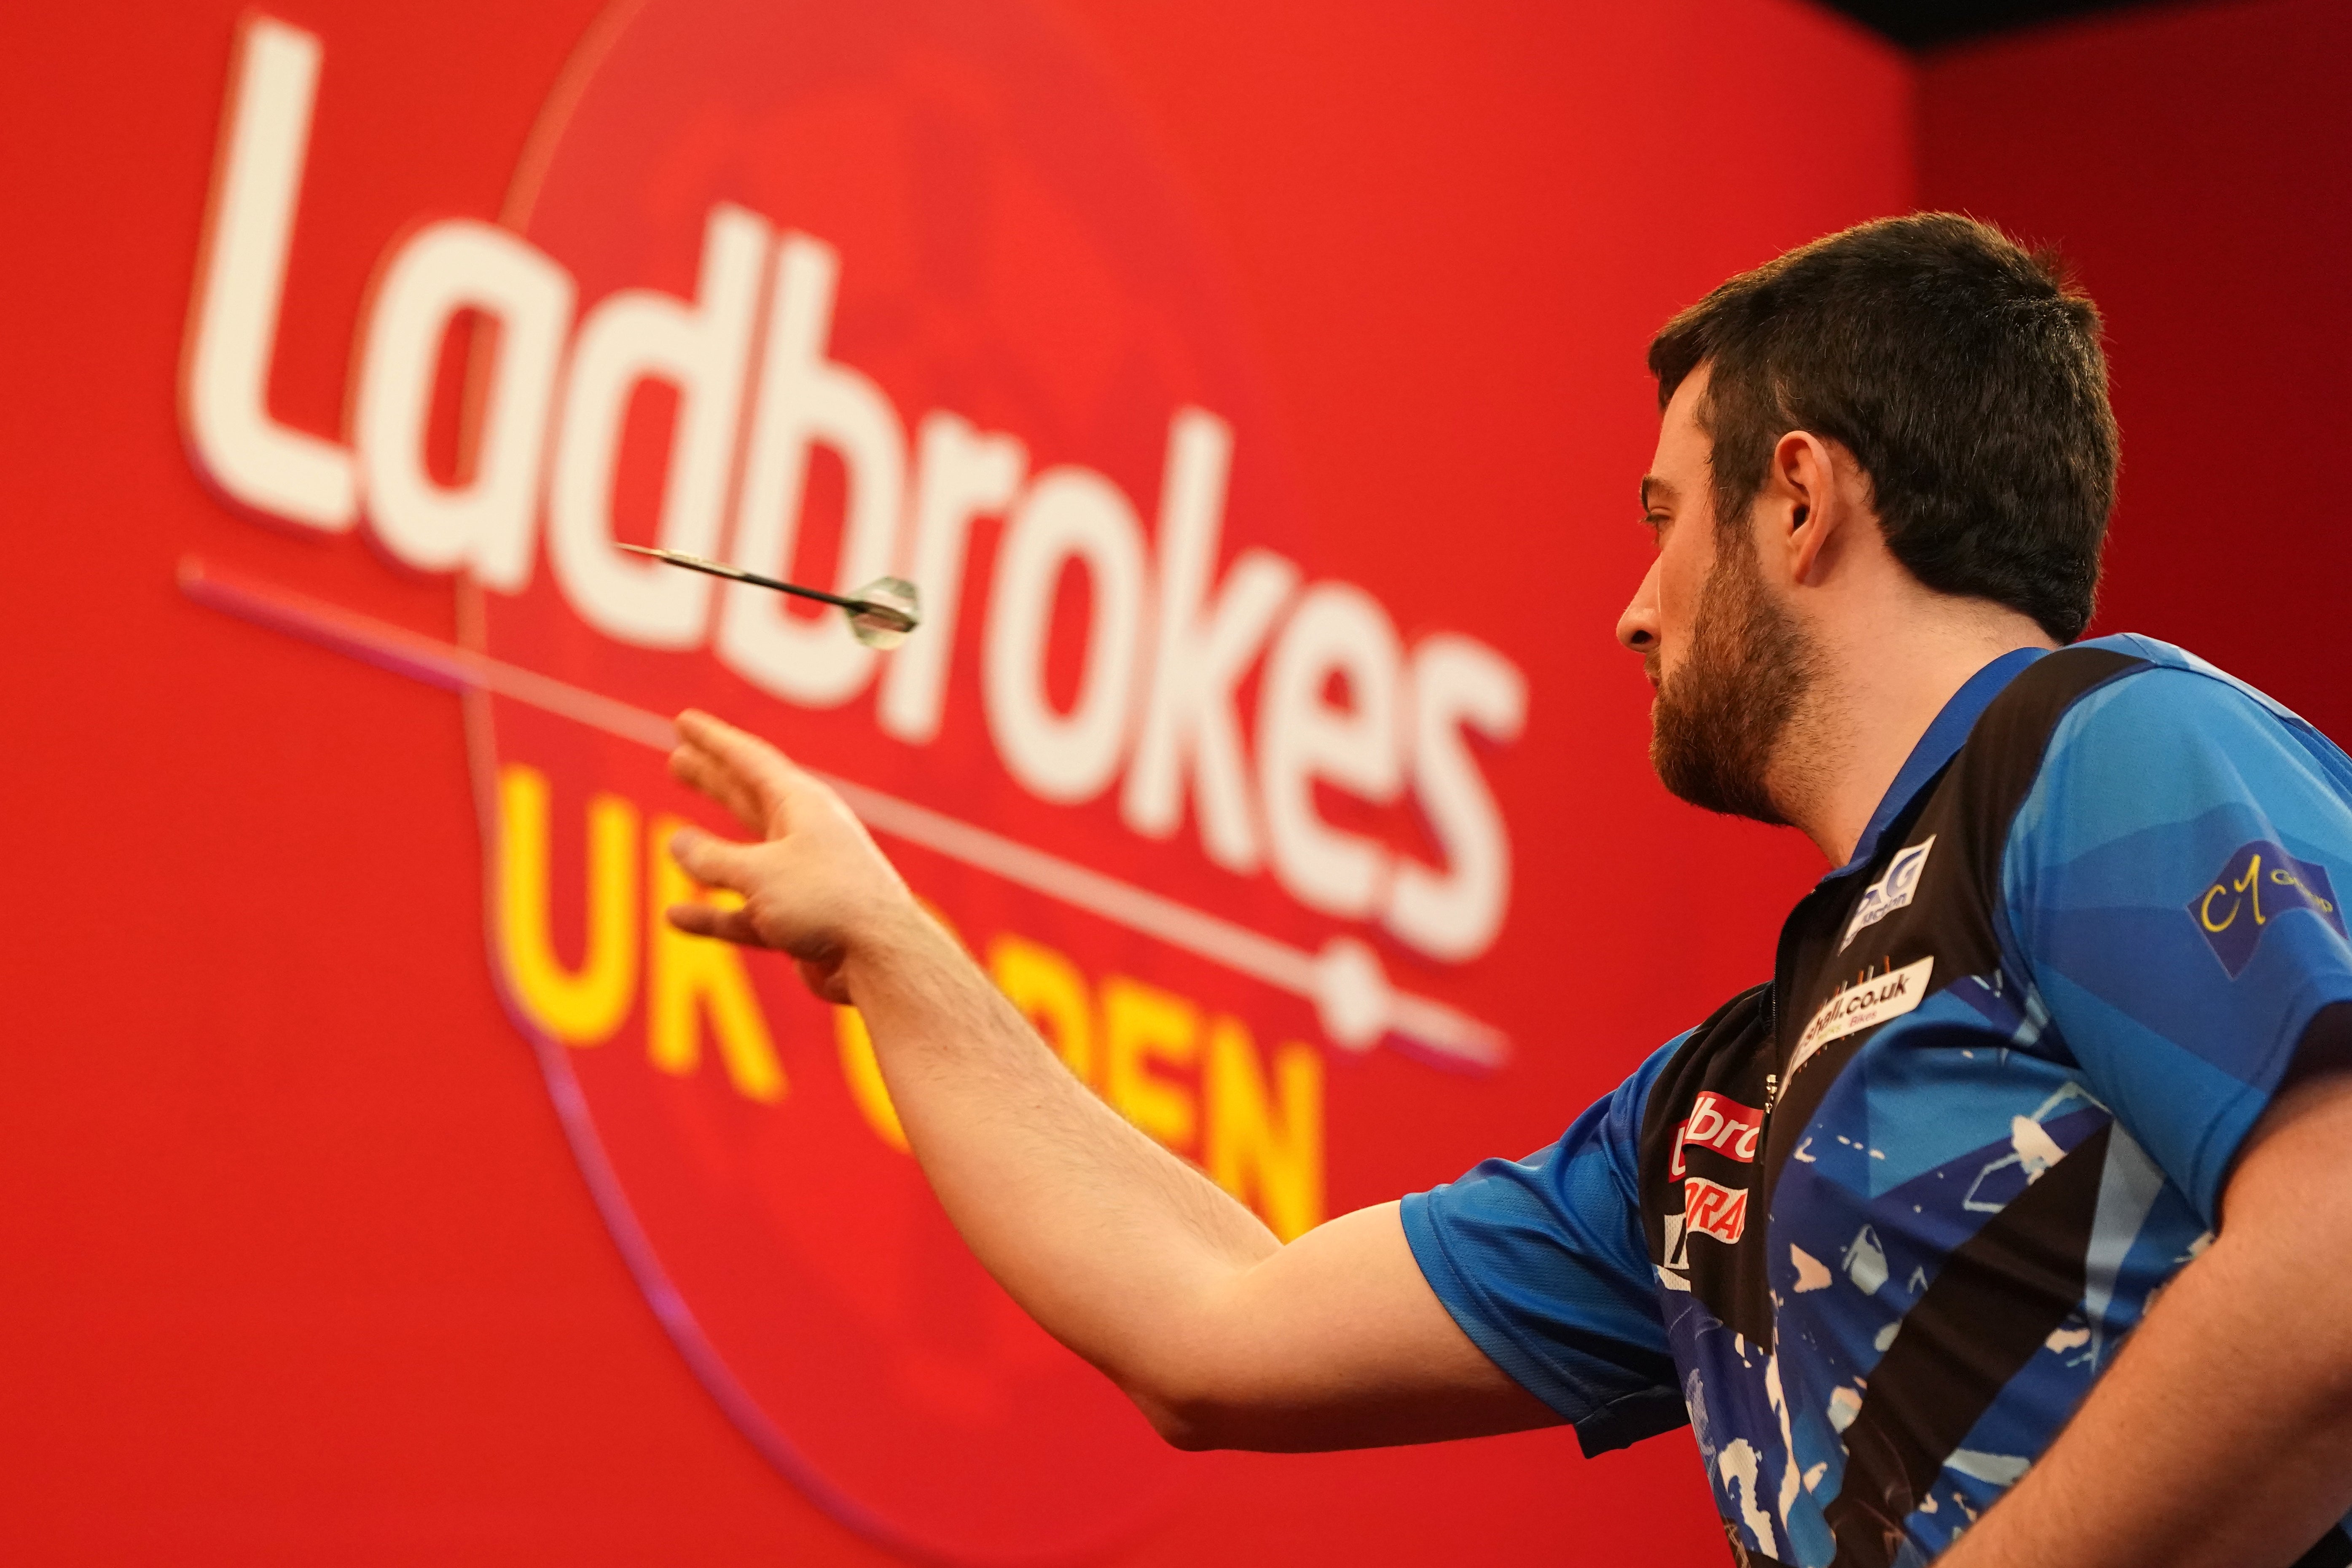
[797,956,854,1006]
[669,824,761,892]
[665,900,762,946]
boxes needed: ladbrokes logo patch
[2190,840,2345,978]
[1681,1176,1748,1244]
[1670,1090,1762,1178]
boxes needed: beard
[1648,525,1818,825]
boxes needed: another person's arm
[662,709,1556,1449]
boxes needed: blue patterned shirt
[1404,637,2352,1567]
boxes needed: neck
[1769,598,2058,866]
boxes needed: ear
[1765,430,1845,586]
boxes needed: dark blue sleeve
[2004,648,2352,1226]
[1399,1036,1684,1455]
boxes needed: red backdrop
[0,0,2336,1563]
[1919,0,2352,747]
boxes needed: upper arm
[1158,1200,1562,1452]
[1157,1048,1681,1455]
[1397,1043,1684,1455]
[2004,665,2352,1224]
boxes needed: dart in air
[618,544,921,649]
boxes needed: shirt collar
[1832,646,2051,878]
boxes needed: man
[663,215,2352,1566]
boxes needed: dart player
[661,214,2352,1568]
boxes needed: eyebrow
[1640,475,1676,511]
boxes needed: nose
[1616,556,1662,655]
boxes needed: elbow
[1149,1413,1222,1453]
[1119,1377,1243,1452]
[1100,1295,1270,1450]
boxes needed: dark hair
[1648,213,2116,643]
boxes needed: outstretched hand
[663,709,918,1004]
[658,726,1529,1463]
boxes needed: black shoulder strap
[1812,648,2155,1565]
[1942,645,2148,915]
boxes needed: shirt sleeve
[2003,653,2352,1225]
[1399,1036,1684,1455]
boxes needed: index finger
[675,709,814,827]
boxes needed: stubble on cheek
[1645,531,1811,826]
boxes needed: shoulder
[1516,1024,1709,1185]
[2051,634,2338,746]
[2016,636,2352,843]
[1971,634,2323,742]
[1552,990,1772,1169]
[1943,637,2350,852]
[1418,995,1762,1205]
[1977,639,2352,953]
[1977,644,2352,1222]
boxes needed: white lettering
[720,232,908,707]
[876,412,1026,743]
[1120,410,1299,874]
[547,203,766,648]
[182,16,355,529]
[983,467,1148,803]
[1384,632,1525,961]
[1791,955,1935,1076]
[182,31,1533,965]
[354,220,575,591]
[1841,835,1936,950]
[1257,583,1403,919]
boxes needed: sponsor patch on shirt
[1841,835,1936,950]
[2188,840,2346,977]
[1681,1176,1748,1244]
[1670,1090,1764,1177]
[1790,955,1935,1077]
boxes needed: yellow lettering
[2201,884,2238,932]
[1204,1019,1324,1241]
[835,1007,908,1151]
[2235,854,2268,924]
[2268,865,2334,914]
[1101,975,1198,1149]
[649,815,785,1103]
[990,933,1097,1084]
[497,764,638,1044]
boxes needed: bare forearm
[842,914,1551,1447]
[660,710,1549,1451]
[840,910,1281,1410]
